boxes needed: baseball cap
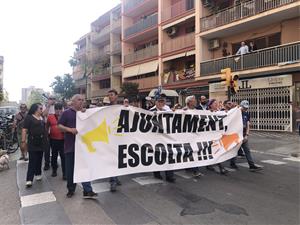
[240,100,249,109]
[156,93,167,101]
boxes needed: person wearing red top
[47,103,65,179]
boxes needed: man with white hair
[183,95,203,177]
[58,94,98,198]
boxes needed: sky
[0,0,120,102]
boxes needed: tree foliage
[50,74,75,101]
[120,82,139,98]
[27,90,44,107]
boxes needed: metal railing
[162,0,195,22]
[200,42,300,76]
[91,25,111,43]
[124,0,146,13]
[200,0,296,32]
[124,13,158,38]
[93,67,111,79]
[162,32,195,54]
[111,19,121,31]
[124,44,158,65]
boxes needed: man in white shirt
[236,42,249,55]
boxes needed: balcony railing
[124,13,158,38]
[92,89,110,98]
[124,44,158,65]
[111,42,121,53]
[162,32,195,54]
[93,67,111,79]
[127,76,158,90]
[111,19,121,31]
[112,64,121,74]
[200,42,300,76]
[162,0,195,22]
[200,0,296,32]
[91,25,111,43]
[124,0,146,13]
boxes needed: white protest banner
[74,106,243,182]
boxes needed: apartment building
[196,0,300,132]
[73,4,122,101]
[0,56,3,92]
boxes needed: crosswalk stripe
[236,163,263,168]
[261,160,287,165]
[174,171,193,179]
[91,182,110,193]
[21,191,56,208]
[283,157,300,162]
[132,176,164,186]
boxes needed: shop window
[100,79,111,89]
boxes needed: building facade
[0,56,3,93]
[73,4,122,102]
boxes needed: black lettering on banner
[155,144,167,165]
[157,114,164,133]
[198,115,207,132]
[163,113,174,134]
[183,115,199,132]
[129,112,139,132]
[173,143,183,163]
[151,115,159,133]
[218,118,224,130]
[182,143,194,162]
[117,110,129,133]
[207,141,213,159]
[141,144,153,166]
[172,114,182,133]
[118,145,127,168]
[167,144,176,164]
[206,115,216,131]
[128,144,139,167]
[139,113,152,133]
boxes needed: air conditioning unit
[166,26,178,38]
[208,39,220,50]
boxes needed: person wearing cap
[43,95,56,171]
[230,100,262,171]
[206,99,229,175]
[150,93,176,183]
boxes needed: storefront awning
[138,60,158,75]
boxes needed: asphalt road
[1,132,299,225]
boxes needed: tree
[50,74,76,101]
[120,82,139,101]
[27,90,44,107]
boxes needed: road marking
[21,191,56,208]
[224,167,237,172]
[175,171,194,179]
[132,176,164,186]
[91,182,110,193]
[261,160,287,165]
[237,163,263,168]
[283,157,300,162]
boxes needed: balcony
[162,0,195,23]
[91,88,110,98]
[200,42,300,76]
[91,25,110,45]
[75,78,87,88]
[127,76,158,90]
[124,0,146,12]
[112,64,121,75]
[200,0,297,33]
[163,67,195,85]
[162,33,195,55]
[124,44,158,65]
[92,67,111,81]
[111,42,121,54]
[111,19,121,33]
[124,13,158,38]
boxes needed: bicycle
[0,115,19,154]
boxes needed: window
[100,79,111,89]
[185,26,195,34]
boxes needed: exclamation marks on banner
[197,141,213,161]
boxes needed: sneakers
[110,182,117,192]
[249,165,263,172]
[26,181,32,188]
[83,191,98,199]
[43,164,50,171]
[230,163,239,169]
[66,191,74,198]
[192,170,204,177]
[51,171,57,177]
[35,175,42,181]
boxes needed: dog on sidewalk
[0,150,9,171]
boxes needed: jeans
[231,139,254,167]
[50,139,65,175]
[26,151,44,181]
[65,152,92,193]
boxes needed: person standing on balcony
[236,42,249,55]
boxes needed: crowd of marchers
[13,89,262,198]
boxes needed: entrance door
[232,86,292,131]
